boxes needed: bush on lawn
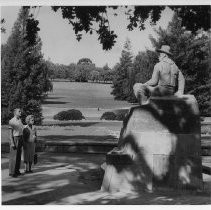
[100,112,117,120]
[115,109,128,121]
[53,109,85,121]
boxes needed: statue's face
[159,53,166,61]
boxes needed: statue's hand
[174,91,183,97]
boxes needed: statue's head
[157,45,172,57]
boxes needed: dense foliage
[100,110,128,121]
[45,58,114,83]
[150,14,211,116]
[111,14,211,116]
[111,39,158,103]
[53,109,85,121]
[111,38,133,101]
[100,112,117,121]
[1,7,52,124]
[6,6,208,51]
[50,6,210,50]
[115,109,128,121]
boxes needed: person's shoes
[28,170,33,173]
[16,171,22,175]
[24,170,30,174]
[13,171,22,176]
[12,174,18,178]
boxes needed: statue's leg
[151,86,175,97]
[133,83,151,105]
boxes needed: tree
[1,7,52,124]
[77,58,92,65]
[75,58,95,82]
[99,63,111,83]
[133,50,158,83]
[3,6,210,50]
[68,63,77,81]
[50,6,210,50]
[45,61,77,81]
[111,38,133,100]
[150,14,211,115]
[90,70,100,82]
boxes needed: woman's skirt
[23,142,35,163]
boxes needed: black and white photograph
[1,0,211,205]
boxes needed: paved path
[1,152,211,205]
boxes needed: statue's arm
[175,70,185,96]
[144,65,159,86]
[178,70,185,94]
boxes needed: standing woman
[8,108,24,177]
[23,115,37,173]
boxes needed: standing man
[133,45,185,105]
[8,108,24,177]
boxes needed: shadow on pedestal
[101,95,203,193]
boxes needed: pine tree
[1,7,52,124]
[133,50,158,83]
[111,38,133,100]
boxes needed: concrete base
[101,95,203,193]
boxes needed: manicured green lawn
[1,121,122,144]
[2,82,128,144]
[44,82,130,109]
[42,82,132,121]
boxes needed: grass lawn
[2,82,127,144]
[1,121,122,144]
[42,82,132,121]
[44,82,131,109]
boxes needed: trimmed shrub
[100,112,117,121]
[53,109,85,121]
[100,109,129,121]
[115,109,128,121]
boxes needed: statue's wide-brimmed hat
[156,45,172,56]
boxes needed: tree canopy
[77,58,93,65]
[50,5,210,50]
[2,6,210,50]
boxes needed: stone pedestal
[101,95,203,193]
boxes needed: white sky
[1,6,174,68]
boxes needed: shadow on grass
[38,135,117,142]
[42,122,100,127]
[45,97,64,100]
[42,101,68,105]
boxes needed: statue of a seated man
[133,45,185,105]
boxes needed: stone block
[101,95,203,193]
